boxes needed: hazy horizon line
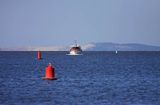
[1,42,160,48]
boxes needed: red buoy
[43,63,57,80]
[37,51,41,60]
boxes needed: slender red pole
[37,51,41,60]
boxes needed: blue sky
[0,0,160,47]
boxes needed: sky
[0,0,160,48]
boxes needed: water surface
[0,51,160,105]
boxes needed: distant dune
[0,46,69,51]
[1,42,160,51]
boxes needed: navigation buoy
[37,51,41,60]
[43,63,57,80]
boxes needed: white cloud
[82,43,95,50]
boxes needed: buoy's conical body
[43,64,57,80]
[37,51,41,60]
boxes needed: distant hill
[83,42,160,51]
[0,42,160,51]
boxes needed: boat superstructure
[69,41,82,55]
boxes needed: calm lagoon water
[0,51,160,105]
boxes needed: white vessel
[69,41,82,55]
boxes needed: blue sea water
[0,51,160,105]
